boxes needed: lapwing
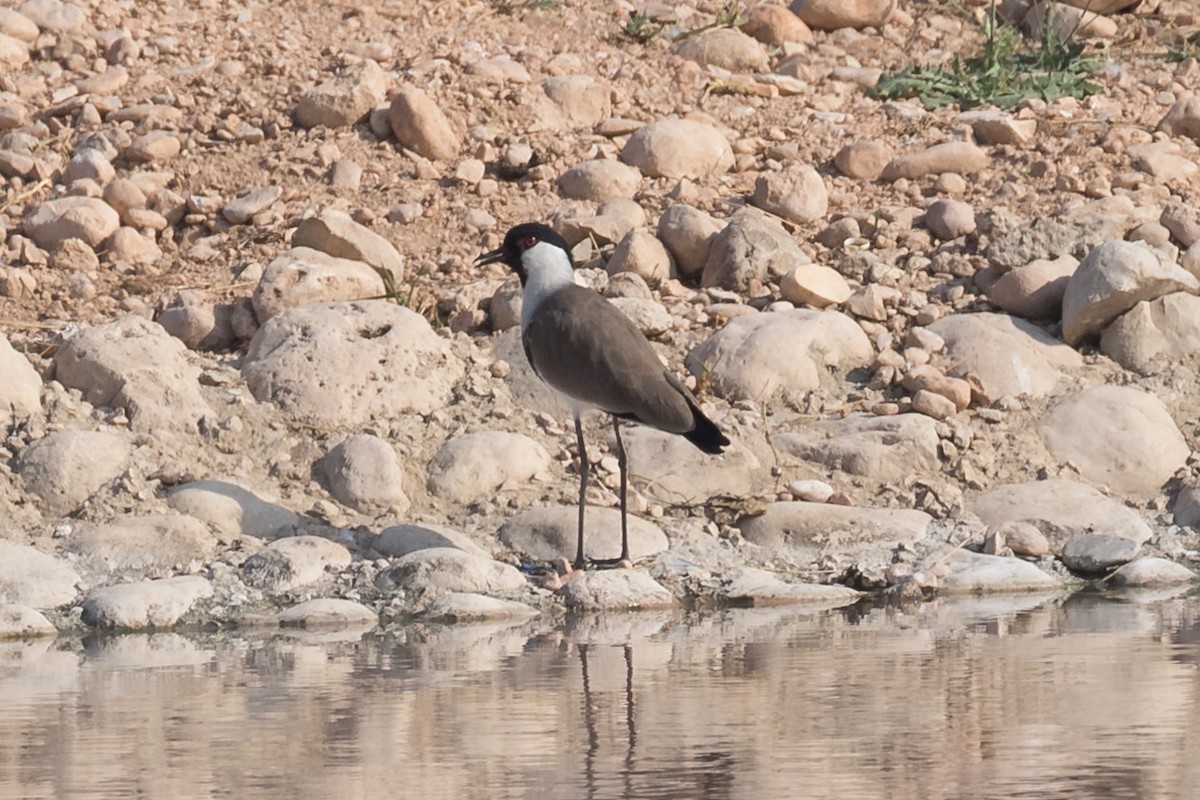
[477,222,729,569]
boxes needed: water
[4,590,1200,800]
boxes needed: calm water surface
[4,591,1200,800]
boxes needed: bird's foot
[580,556,634,570]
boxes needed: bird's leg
[573,411,588,570]
[613,416,631,564]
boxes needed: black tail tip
[686,413,730,455]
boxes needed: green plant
[622,11,664,43]
[872,1,1102,110]
[368,267,436,321]
[676,2,749,41]
[493,0,557,14]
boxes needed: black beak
[475,246,507,267]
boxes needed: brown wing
[523,285,695,434]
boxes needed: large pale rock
[985,255,1078,319]
[959,110,1037,146]
[252,246,385,322]
[419,592,540,622]
[322,434,408,514]
[278,598,377,629]
[986,196,1138,269]
[17,431,129,516]
[971,479,1153,552]
[498,505,668,563]
[606,230,672,282]
[790,0,894,29]
[936,551,1061,594]
[751,165,828,226]
[243,301,464,427]
[620,119,734,179]
[0,604,56,638]
[80,576,212,630]
[0,8,39,41]
[775,413,941,482]
[558,160,641,201]
[242,536,351,592]
[741,4,813,46]
[924,199,976,240]
[738,502,931,563]
[1039,386,1188,495]
[686,309,872,402]
[834,140,892,179]
[779,264,851,307]
[719,567,861,608]
[622,426,757,505]
[17,0,85,32]
[1062,240,1199,346]
[880,141,988,181]
[54,316,210,432]
[0,540,81,608]
[557,570,675,610]
[374,548,526,597]
[701,208,810,290]
[168,480,299,540]
[221,186,281,225]
[541,75,611,129]
[657,204,722,278]
[388,87,460,161]
[292,209,405,282]
[1109,558,1198,589]
[1100,293,1200,375]
[369,524,490,559]
[1158,95,1200,143]
[928,312,1082,399]
[0,334,41,427]
[22,196,119,249]
[671,28,769,72]
[426,431,551,504]
[295,59,387,129]
[68,514,219,576]
[610,297,674,337]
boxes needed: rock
[959,110,1037,146]
[936,551,1061,594]
[928,312,1082,399]
[1129,141,1199,180]
[880,141,989,181]
[222,185,282,224]
[295,59,387,129]
[329,159,363,190]
[609,296,674,336]
[738,502,931,563]
[834,140,892,180]
[68,514,219,577]
[0,604,56,638]
[1109,558,1198,588]
[17,430,129,517]
[985,255,1078,319]
[0,540,82,609]
[322,434,408,514]
[125,131,181,164]
[64,149,115,184]
[242,536,351,592]
[1061,240,1200,346]
[606,230,672,282]
[49,237,100,271]
[924,199,976,240]
[779,264,852,307]
[701,208,810,291]
[1174,483,1200,527]
[1100,293,1200,375]
[775,413,940,483]
[671,28,769,72]
[555,569,674,610]
[388,87,460,161]
[54,315,210,432]
[22,196,119,250]
[0,334,41,427]
[719,567,861,608]
[1026,2,1118,40]
[244,301,464,427]
[971,480,1153,552]
[17,0,84,32]
[541,75,611,129]
[1060,533,1140,574]
[102,178,148,224]
[901,365,972,411]
[426,431,551,504]
[988,520,1051,558]
[368,524,490,559]
[1158,95,1200,142]
[106,227,161,265]
[1058,0,1141,11]
[622,425,757,504]
[987,196,1138,269]
[252,247,384,322]
[1039,386,1188,495]
[168,480,299,540]
[277,598,378,629]
[657,204,722,278]
[790,0,895,30]
[0,8,38,41]
[741,4,813,46]
[157,291,235,352]
[558,159,641,201]
[292,208,406,281]
[489,277,522,331]
[911,389,957,420]
[686,309,872,402]
[80,576,212,630]
[466,56,531,84]
[498,506,668,563]
[0,146,34,178]
[620,119,734,179]
[751,165,828,225]
[375,548,527,597]
[1160,202,1200,248]
[419,592,540,622]
[557,201,646,249]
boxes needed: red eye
[520,235,538,249]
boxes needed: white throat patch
[520,240,577,329]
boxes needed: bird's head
[475,222,573,285]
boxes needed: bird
[476,222,730,570]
